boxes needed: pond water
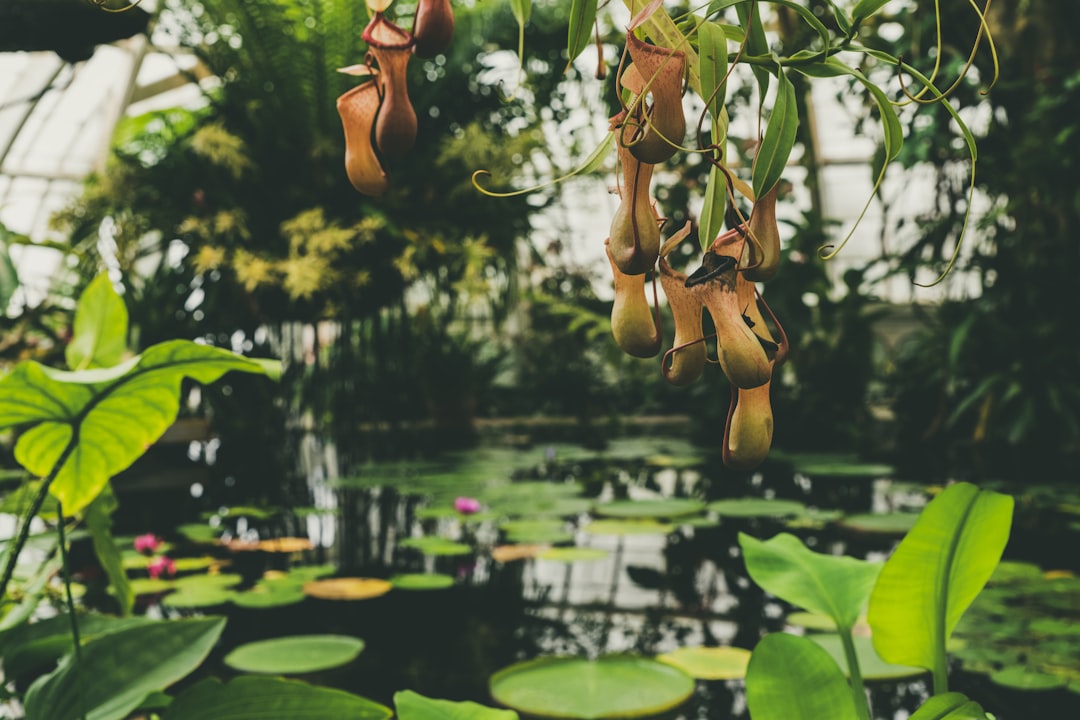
[125,435,1080,719]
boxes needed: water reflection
[259,434,936,718]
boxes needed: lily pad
[288,564,337,582]
[989,561,1044,585]
[500,520,574,545]
[304,578,393,601]
[838,512,920,535]
[395,690,518,720]
[594,499,706,520]
[810,634,925,681]
[391,573,455,591]
[794,462,895,479]
[399,537,473,557]
[706,499,806,518]
[657,646,751,680]
[233,581,306,609]
[224,635,365,674]
[128,578,176,596]
[584,519,673,536]
[162,586,237,609]
[537,547,609,563]
[176,523,219,544]
[989,668,1067,691]
[171,557,220,572]
[491,545,549,563]
[489,655,694,719]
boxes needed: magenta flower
[146,556,176,579]
[454,497,481,515]
[134,533,163,554]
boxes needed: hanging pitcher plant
[338,0,994,470]
[337,0,456,196]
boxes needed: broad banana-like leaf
[740,532,882,631]
[745,633,858,720]
[868,483,1013,678]
[24,617,226,720]
[908,692,988,720]
[0,341,279,515]
[66,274,128,371]
[166,676,392,720]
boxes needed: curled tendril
[87,0,144,12]
[662,332,720,372]
[897,0,999,106]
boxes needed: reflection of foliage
[876,1,1080,478]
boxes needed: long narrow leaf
[752,67,798,199]
[697,21,728,119]
[565,0,598,70]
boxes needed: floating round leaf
[162,586,237,609]
[989,668,1067,691]
[537,547,609,563]
[174,573,242,590]
[595,499,706,520]
[793,461,895,478]
[584,519,673,536]
[171,556,220,572]
[491,544,549,563]
[839,512,919,535]
[810,634,925,681]
[657,646,751,680]
[490,655,694,719]
[988,560,1044,585]
[288,564,337,582]
[499,520,573,545]
[304,578,393,601]
[399,537,472,557]
[233,581,306,609]
[176,523,218,544]
[706,499,806,518]
[391,573,455,591]
[128,577,175,596]
[224,635,365,674]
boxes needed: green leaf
[390,573,456,591]
[740,532,882,630]
[595,498,705,519]
[85,484,133,615]
[0,613,153,684]
[752,67,799,199]
[699,158,727,252]
[395,689,519,720]
[989,668,1067,691]
[697,21,728,120]
[164,676,392,720]
[399,537,473,556]
[745,633,858,720]
[909,692,988,719]
[0,228,20,311]
[565,0,597,71]
[0,340,278,515]
[489,655,694,719]
[868,483,1013,682]
[656,646,751,680]
[224,634,364,674]
[809,634,925,681]
[707,498,806,518]
[509,0,531,25]
[851,0,891,25]
[23,617,226,720]
[66,274,129,371]
[735,2,771,99]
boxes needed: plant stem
[839,628,872,720]
[0,432,79,604]
[56,504,83,664]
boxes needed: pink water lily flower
[133,533,163,554]
[147,556,176,579]
[454,497,481,515]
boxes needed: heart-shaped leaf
[0,341,278,515]
[66,274,128,371]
